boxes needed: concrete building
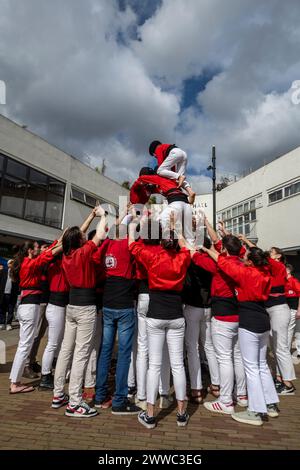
[0,114,128,258]
[216,146,300,271]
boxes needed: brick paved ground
[0,325,300,450]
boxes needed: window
[29,168,48,188]
[0,153,65,228]
[238,216,243,234]
[226,209,231,220]
[71,185,105,209]
[45,193,64,228]
[232,218,238,234]
[238,205,243,216]
[244,202,249,213]
[71,187,85,203]
[285,181,300,198]
[269,190,283,204]
[250,210,256,221]
[1,175,26,217]
[6,158,27,180]
[232,207,238,217]
[85,194,97,207]
[24,187,46,224]
[244,213,250,223]
[245,223,250,235]
[0,154,4,172]
[250,200,255,210]
[222,212,226,220]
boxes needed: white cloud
[0,0,300,188]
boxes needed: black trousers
[0,294,15,325]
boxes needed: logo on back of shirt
[105,255,117,269]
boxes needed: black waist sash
[211,296,238,317]
[69,288,96,306]
[20,287,41,305]
[239,301,270,333]
[148,289,183,320]
[49,291,69,307]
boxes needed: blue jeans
[95,307,135,407]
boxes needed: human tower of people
[6,141,300,429]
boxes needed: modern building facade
[216,146,300,271]
[0,114,128,258]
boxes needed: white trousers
[184,305,220,389]
[146,317,186,404]
[84,311,103,388]
[267,304,296,380]
[157,148,190,189]
[10,304,40,383]
[136,294,171,400]
[54,304,97,405]
[288,308,300,353]
[295,319,300,355]
[239,328,279,413]
[160,200,194,246]
[41,303,66,375]
[211,317,246,404]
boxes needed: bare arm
[92,208,107,246]
[218,220,230,237]
[201,245,220,263]
[80,208,97,233]
[238,234,256,248]
[205,217,219,243]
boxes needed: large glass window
[1,175,26,217]
[0,153,65,228]
[232,207,238,217]
[6,158,27,180]
[24,187,46,224]
[45,193,64,228]
[250,200,255,210]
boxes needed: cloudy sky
[1,0,300,192]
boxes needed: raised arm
[80,207,97,234]
[204,217,219,244]
[92,207,108,246]
[238,234,256,248]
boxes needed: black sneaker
[52,393,69,409]
[127,386,137,398]
[30,362,42,373]
[39,373,54,390]
[176,411,189,427]
[22,366,39,379]
[112,399,141,415]
[277,383,296,395]
[138,411,156,429]
[65,401,98,418]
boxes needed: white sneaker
[159,395,174,409]
[232,410,263,426]
[204,400,234,415]
[236,396,248,407]
[6,325,12,331]
[0,325,5,331]
[135,398,147,411]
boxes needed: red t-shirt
[130,242,191,292]
[62,240,98,289]
[20,249,54,290]
[48,258,69,293]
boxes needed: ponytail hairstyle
[161,229,179,251]
[271,247,286,264]
[11,241,34,282]
[62,226,83,255]
[248,247,269,267]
